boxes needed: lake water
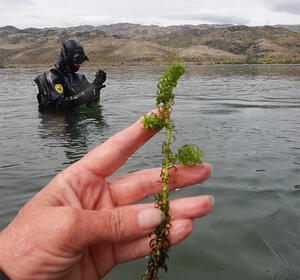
[0,65,299,280]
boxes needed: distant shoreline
[1,60,300,69]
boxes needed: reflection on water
[38,104,107,164]
[0,65,299,280]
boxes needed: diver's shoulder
[47,67,64,84]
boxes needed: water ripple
[1,65,300,280]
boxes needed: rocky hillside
[0,23,300,67]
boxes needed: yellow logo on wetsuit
[55,84,64,94]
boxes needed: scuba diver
[34,38,106,111]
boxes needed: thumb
[73,206,164,249]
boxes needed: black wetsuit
[34,39,106,111]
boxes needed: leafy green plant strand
[141,62,203,280]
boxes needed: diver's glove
[93,69,106,90]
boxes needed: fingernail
[209,195,215,206]
[138,208,164,230]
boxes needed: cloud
[72,15,117,26]
[263,0,300,16]
[0,0,37,7]
[163,12,250,25]
[1,0,300,28]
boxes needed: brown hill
[0,23,300,67]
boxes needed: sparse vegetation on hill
[0,23,300,67]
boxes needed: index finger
[79,110,162,178]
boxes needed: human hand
[0,110,213,280]
[93,69,106,88]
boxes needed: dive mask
[72,48,89,64]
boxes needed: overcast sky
[0,0,300,29]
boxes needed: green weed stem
[141,62,203,280]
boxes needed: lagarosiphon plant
[141,62,204,280]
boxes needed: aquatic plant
[141,62,203,280]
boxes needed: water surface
[0,65,299,279]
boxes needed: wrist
[0,231,12,280]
